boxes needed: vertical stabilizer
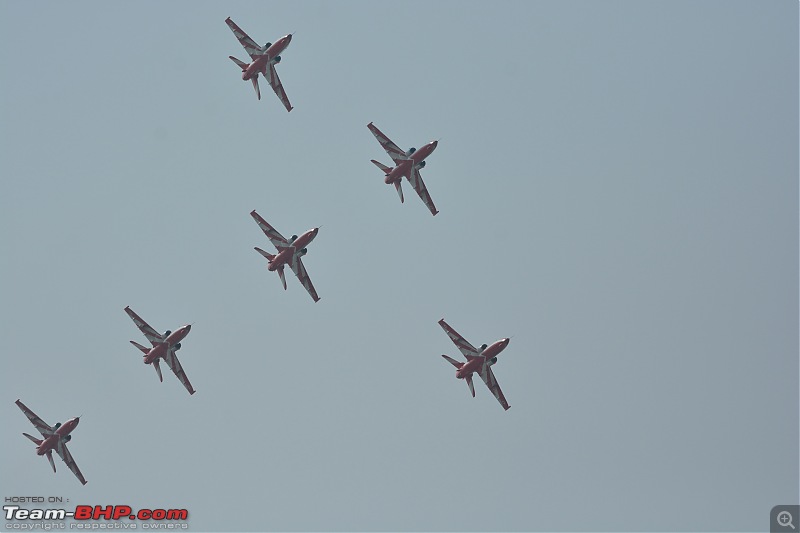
[153,359,164,382]
[465,375,476,397]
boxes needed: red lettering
[166,509,188,520]
[112,506,132,520]
[74,506,92,520]
[94,506,114,520]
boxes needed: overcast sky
[1,1,797,531]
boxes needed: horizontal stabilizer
[229,55,248,70]
[370,159,391,174]
[254,247,276,261]
[130,340,150,354]
[23,432,42,445]
[441,354,463,369]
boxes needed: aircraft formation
[15,16,518,485]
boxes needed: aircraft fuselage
[36,417,79,455]
[384,140,438,184]
[143,325,192,364]
[267,228,319,271]
[241,35,292,80]
[455,338,510,379]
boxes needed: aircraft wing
[367,122,407,165]
[289,255,320,302]
[124,306,164,346]
[438,319,481,360]
[265,63,293,112]
[225,17,264,61]
[55,440,88,485]
[408,167,439,216]
[477,363,511,411]
[250,210,290,250]
[163,348,196,395]
[15,400,54,438]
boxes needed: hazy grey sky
[1,1,797,531]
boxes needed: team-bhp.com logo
[5,505,188,526]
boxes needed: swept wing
[124,306,164,346]
[438,319,481,360]
[289,254,320,302]
[368,122,407,165]
[55,440,88,485]
[477,363,511,410]
[265,63,293,112]
[250,210,289,250]
[163,348,196,395]
[15,400,53,438]
[408,167,439,216]
[225,17,264,60]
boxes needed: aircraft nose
[185,324,192,333]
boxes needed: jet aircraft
[368,122,439,216]
[15,399,87,485]
[225,17,293,110]
[124,306,196,395]
[438,319,512,410]
[250,210,321,302]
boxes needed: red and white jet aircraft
[438,319,512,410]
[124,306,196,395]
[368,122,439,216]
[226,17,293,110]
[16,400,87,485]
[250,210,321,302]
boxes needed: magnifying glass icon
[778,511,795,529]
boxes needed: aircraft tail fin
[277,266,287,290]
[23,432,42,446]
[229,55,248,70]
[465,374,476,397]
[254,247,276,261]
[153,359,163,382]
[46,450,56,473]
[370,159,391,174]
[394,180,404,203]
[441,354,463,369]
[130,340,149,354]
